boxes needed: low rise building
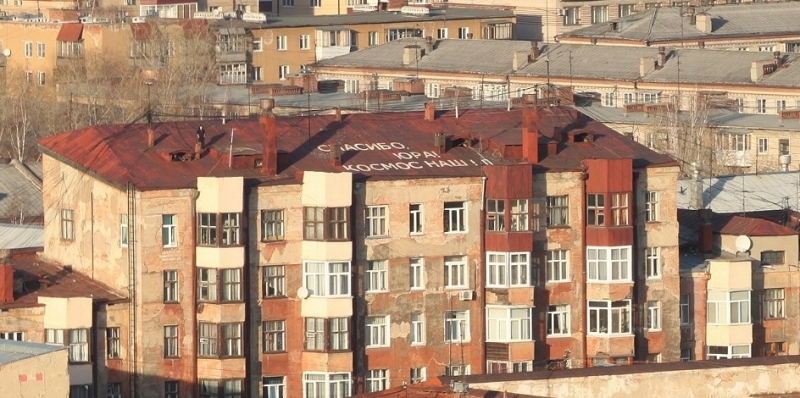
[0,339,70,398]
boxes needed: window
[680,348,692,361]
[409,204,423,234]
[222,323,242,357]
[162,214,177,247]
[603,92,616,107]
[282,0,293,6]
[365,206,388,237]
[71,385,91,398]
[219,63,247,85]
[757,99,767,114]
[263,320,285,353]
[443,202,467,232]
[546,196,568,227]
[720,133,751,152]
[0,332,24,341]
[410,367,426,383]
[34,42,44,58]
[279,65,289,79]
[777,100,787,113]
[303,261,350,297]
[563,7,580,25]
[707,291,750,324]
[410,258,423,289]
[263,377,285,398]
[619,3,636,16]
[253,37,263,52]
[344,79,359,93]
[164,270,178,303]
[680,294,691,325]
[707,345,751,360]
[764,342,785,356]
[37,71,45,86]
[645,191,659,222]
[61,209,74,240]
[645,247,661,279]
[458,27,470,39]
[198,268,218,302]
[303,207,349,240]
[486,252,530,287]
[165,381,179,398]
[487,360,533,374]
[365,316,390,347]
[304,317,349,351]
[780,139,790,156]
[758,138,768,154]
[219,213,240,245]
[106,383,122,398]
[277,35,287,51]
[303,372,351,398]
[444,256,468,288]
[300,34,310,49]
[509,199,529,231]
[587,194,605,226]
[484,22,512,40]
[762,251,785,265]
[547,305,570,336]
[25,71,32,84]
[587,246,631,282]
[106,328,120,359]
[486,199,505,231]
[444,311,469,342]
[437,27,448,39]
[24,41,32,57]
[368,31,379,46]
[366,369,388,392]
[365,260,388,292]
[646,301,661,331]
[763,289,785,319]
[200,379,244,398]
[46,329,89,363]
[445,365,470,376]
[199,323,218,357]
[486,307,532,342]
[198,213,217,245]
[262,265,285,298]
[221,268,242,302]
[410,312,424,345]
[588,300,631,334]
[120,214,128,246]
[164,326,178,357]
[546,250,569,282]
[591,6,608,23]
[261,210,284,241]
[611,193,629,226]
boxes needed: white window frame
[366,369,388,393]
[603,92,615,107]
[646,301,661,331]
[303,261,351,297]
[758,138,768,154]
[409,258,423,290]
[368,31,379,46]
[763,288,785,319]
[410,312,424,345]
[310,0,321,7]
[365,205,388,237]
[253,37,263,52]
[645,247,661,279]
[444,310,470,343]
[645,191,659,222]
[444,256,468,288]
[277,35,287,51]
[120,214,129,247]
[445,365,470,376]
[680,294,691,325]
[486,306,532,342]
[0,331,24,341]
[302,372,350,398]
[300,34,310,50]
[162,214,177,247]
[458,27,470,39]
[547,305,570,336]
[365,260,388,293]
[587,246,632,282]
[546,250,569,282]
[444,202,467,233]
[263,376,285,398]
[24,41,32,57]
[757,98,767,114]
[36,42,45,58]
[588,300,632,335]
[365,315,390,348]
[591,5,609,24]
[410,367,426,383]
[279,65,289,80]
[409,203,423,234]
[707,345,751,360]
[707,290,751,325]
[486,252,530,287]
[437,27,448,39]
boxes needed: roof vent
[170,151,192,162]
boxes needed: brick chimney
[530,41,539,62]
[686,5,696,25]
[0,249,13,304]
[424,102,436,122]
[335,107,342,122]
[425,36,434,55]
[522,107,540,163]
[330,145,342,166]
[774,51,783,68]
[434,132,449,154]
[696,13,713,34]
[260,99,278,176]
[147,127,155,148]
[699,208,713,254]
[657,46,667,69]
[402,45,421,67]
[467,33,473,40]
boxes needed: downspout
[91,191,95,280]
[191,189,200,395]
[478,174,487,374]
[92,302,100,398]
[580,166,588,367]
[701,271,711,360]
[631,172,641,363]
[241,185,252,395]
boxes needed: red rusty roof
[2,251,126,309]
[352,379,547,398]
[56,23,83,42]
[38,107,677,191]
[713,214,798,237]
[130,22,153,41]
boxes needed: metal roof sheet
[0,340,65,365]
[0,161,42,222]
[0,224,43,249]
[678,172,800,213]
[56,23,82,42]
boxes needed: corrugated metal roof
[678,172,800,213]
[0,161,42,222]
[56,23,82,42]
[714,214,797,236]
[0,224,43,249]
[252,8,515,29]
[38,107,676,191]
[562,3,800,42]
[0,339,65,365]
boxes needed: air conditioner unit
[557,8,567,16]
[459,290,475,301]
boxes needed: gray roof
[0,160,42,221]
[0,339,65,365]
[561,3,800,42]
[319,39,800,87]
[677,172,800,213]
[0,223,43,249]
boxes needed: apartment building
[3,100,680,397]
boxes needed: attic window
[573,132,594,143]
[170,151,192,162]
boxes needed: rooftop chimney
[751,61,766,83]
[402,45,421,67]
[425,36,434,55]
[467,33,474,40]
[698,208,713,254]
[260,102,278,176]
[513,51,529,71]
[640,57,656,77]
[330,145,342,166]
[698,41,705,49]
[522,107,540,163]
[696,13,712,34]
[424,101,436,122]
[657,46,666,68]
[335,107,342,122]
[530,41,540,62]
[686,5,696,25]
[774,51,783,68]
[0,249,12,304]
[147,127,155,148]
[434,132,447,154]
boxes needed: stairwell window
[164,270,178,302]
[262,320,285,353]
[546,196,568,227]
[164,326,178,358]
[262,265,285,298]
[646,301,661,331]
[106,327,120,359]
[546,250,569,282]
[645,247,661,279]
[261,210,285,241]
[645,191,659,222]
[61,209,74,240]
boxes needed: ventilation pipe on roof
[696,13,713,34]
[425,36,434,55]
[530,40,540,62]
[424,101,436,122]
[686,5,696,25]
[147,127,155,148]
[774,51,784,68]
[260,99,278,176]
[657,46,667,69]
[335,107,342,122]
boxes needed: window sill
[547,334,571,338]
[444,231,468,235]
[365,290,389,294]
[365,235,390,239]
[366,345,391,349]
[645,221,661,224]
[445,286,470,290]
[546,225,570,229]
[587,333,633,337]
[586,280,634,284]
[646,329,663,333]
[261,239,286,243]
[487,284,535,289]
[445,340,471,344]
[411,343,426,347]
[163,301,180,305]
[410,287,425,291]
[262,351,287,354]
[545,279,570,284]
[645,277,662,281]
[262,295,287,300]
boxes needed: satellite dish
[296,287,310,299]
[735,235,752,253]
[3,48,10,57]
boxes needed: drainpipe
[478,175,487,374]
[580,166,589,367]
[191,189,200,396]
[242,184,252,395]
[631,172,641,363]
